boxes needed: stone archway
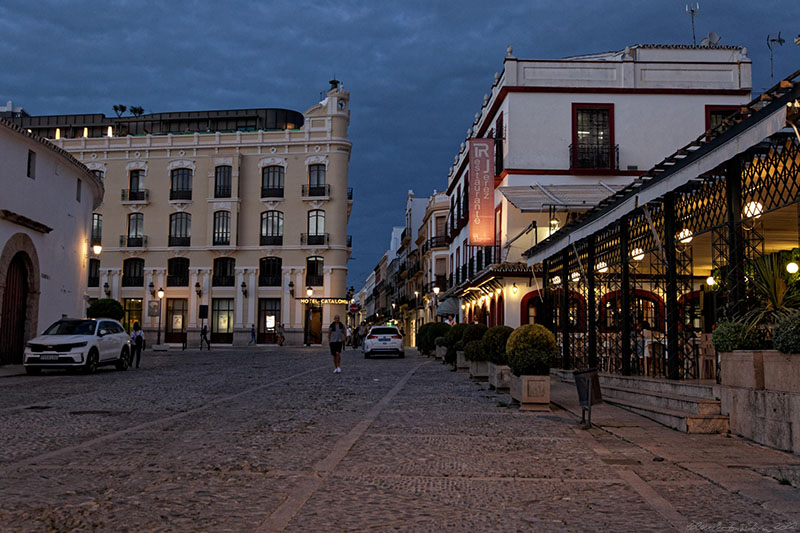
[0,233,41,365]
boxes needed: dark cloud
[1,0,798,287]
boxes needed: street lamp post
[156,287,164,345]
[432,286,440,322]
[304,286,313,346]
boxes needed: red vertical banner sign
[468,138,495,246]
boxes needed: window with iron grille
[306,256,324,286]
[170,168,192,199]
[91,213,102,244]
[213,211,231,245]
[260,211,283,245]
[309,164,326,187]
[122,258,144,286]
[212,257,235,286]
[169,213,191,246]
[573,104,613,169]
[308,210,325,235]
[88,258,100,287]
[259,257,282,286]
[215,166,232,198]
[127,213,143,238]
[167,257,190,286]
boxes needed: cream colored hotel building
[13,83,352,346]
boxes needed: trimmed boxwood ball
[416,322,451,354]
[464,340,483,362]
[462,323,488,344]
[434,336,447,347]
[505,324,557,376]
[445,323,468,347]
[712,320,763,353]
[773,313,800,354]
[87,298,124,321]
[482,325,513,365]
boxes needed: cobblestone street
[1,347,799,532]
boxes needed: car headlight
[71,341,89,349]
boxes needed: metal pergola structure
[525,70,800,380]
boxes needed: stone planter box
[469,360,488,381]
[435,346,446,360]
[456,350,469,370]
[719,350,765,390]
[510,374,550,411]
[488,362,511,392]
[762,351,800,393]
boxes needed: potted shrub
[713,319,768,389]
[416,322,450,357]
[462,324,488,378]
[506,324,557,411]
[483,325,513,392]
[444,323,468,369]
[434,336,447,359]
[765,313,800,393]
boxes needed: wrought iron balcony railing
[167,275,189,287]
[260,235,283,246]
[301,233,329,246]
[119,235,147,248]
[121,189,149,203]
[213,236,231,246]
[214,186,232,198]
[88,276,99,288]
[212,275,235,287]
[301,184,331,197]
[261,187,284,198]
[306,274,324,286]
[347,187,353,200]
[258,276,281,287]
[168,236,191,247]
[569,143,620,170]
[121,275,143,287]
[169,189,192,201]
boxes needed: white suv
[363,326,404,358]
[23,318,131,375]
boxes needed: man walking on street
[328,314,345,373]
[201,324,211,350]
[130,322,144,369]
[248,324,256,345]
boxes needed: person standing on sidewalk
[328,315,345,373]
[277,323,285,346]
[248,324,256,345]
[200,324,211,350]
[130,322,144,369]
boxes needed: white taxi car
[362,326,404,358]
[23,318,131,375]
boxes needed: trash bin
[573,368,602,427]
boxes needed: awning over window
[499,182,626,212]
[435,297,459,317]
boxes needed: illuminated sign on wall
[468,138,495,246]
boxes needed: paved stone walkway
[0,347,798,531]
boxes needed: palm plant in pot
[506,324,557,411]
[462,323,488,378]
[483,325,513,392]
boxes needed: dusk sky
[2,0,798,288]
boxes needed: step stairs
[551,369,729,434]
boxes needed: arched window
[261,166,284,198]
[125,213,144,247]
[306,256,324,286]
[212,257,235,286]
[122,258,144,286]
[169,213,191,246]
[170,168,192,200]
[215,166,232,198]
[259,257,282,286]
[167,257,190,286]
[213,211,231,246]
[260,211,283,245]
[305,210,326,245]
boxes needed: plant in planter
[434,336,447,359]
[462,324,488,376]
[416,322,450,355]
[444,323,468,368]
[713,319,769,389]
[483,325,513,391]
[763,312,800,393]
[506,324,557,410]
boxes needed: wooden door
[0,253,28,365]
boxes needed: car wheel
[84,349,99,374]
[25,367,41,376]
[364,351,371,359]
[398,352,405,359]
[115,347,130,371]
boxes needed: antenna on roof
[767,32,785,79]
[685,3,700,46]
[700,31,721,47]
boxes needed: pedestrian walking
[200,324,211,350]
[346,325,352,347]
[277,323,285,346]
[328,314,345,373]
[356,321,368,350]
[248,324,256,345]
[130,322,144,368]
